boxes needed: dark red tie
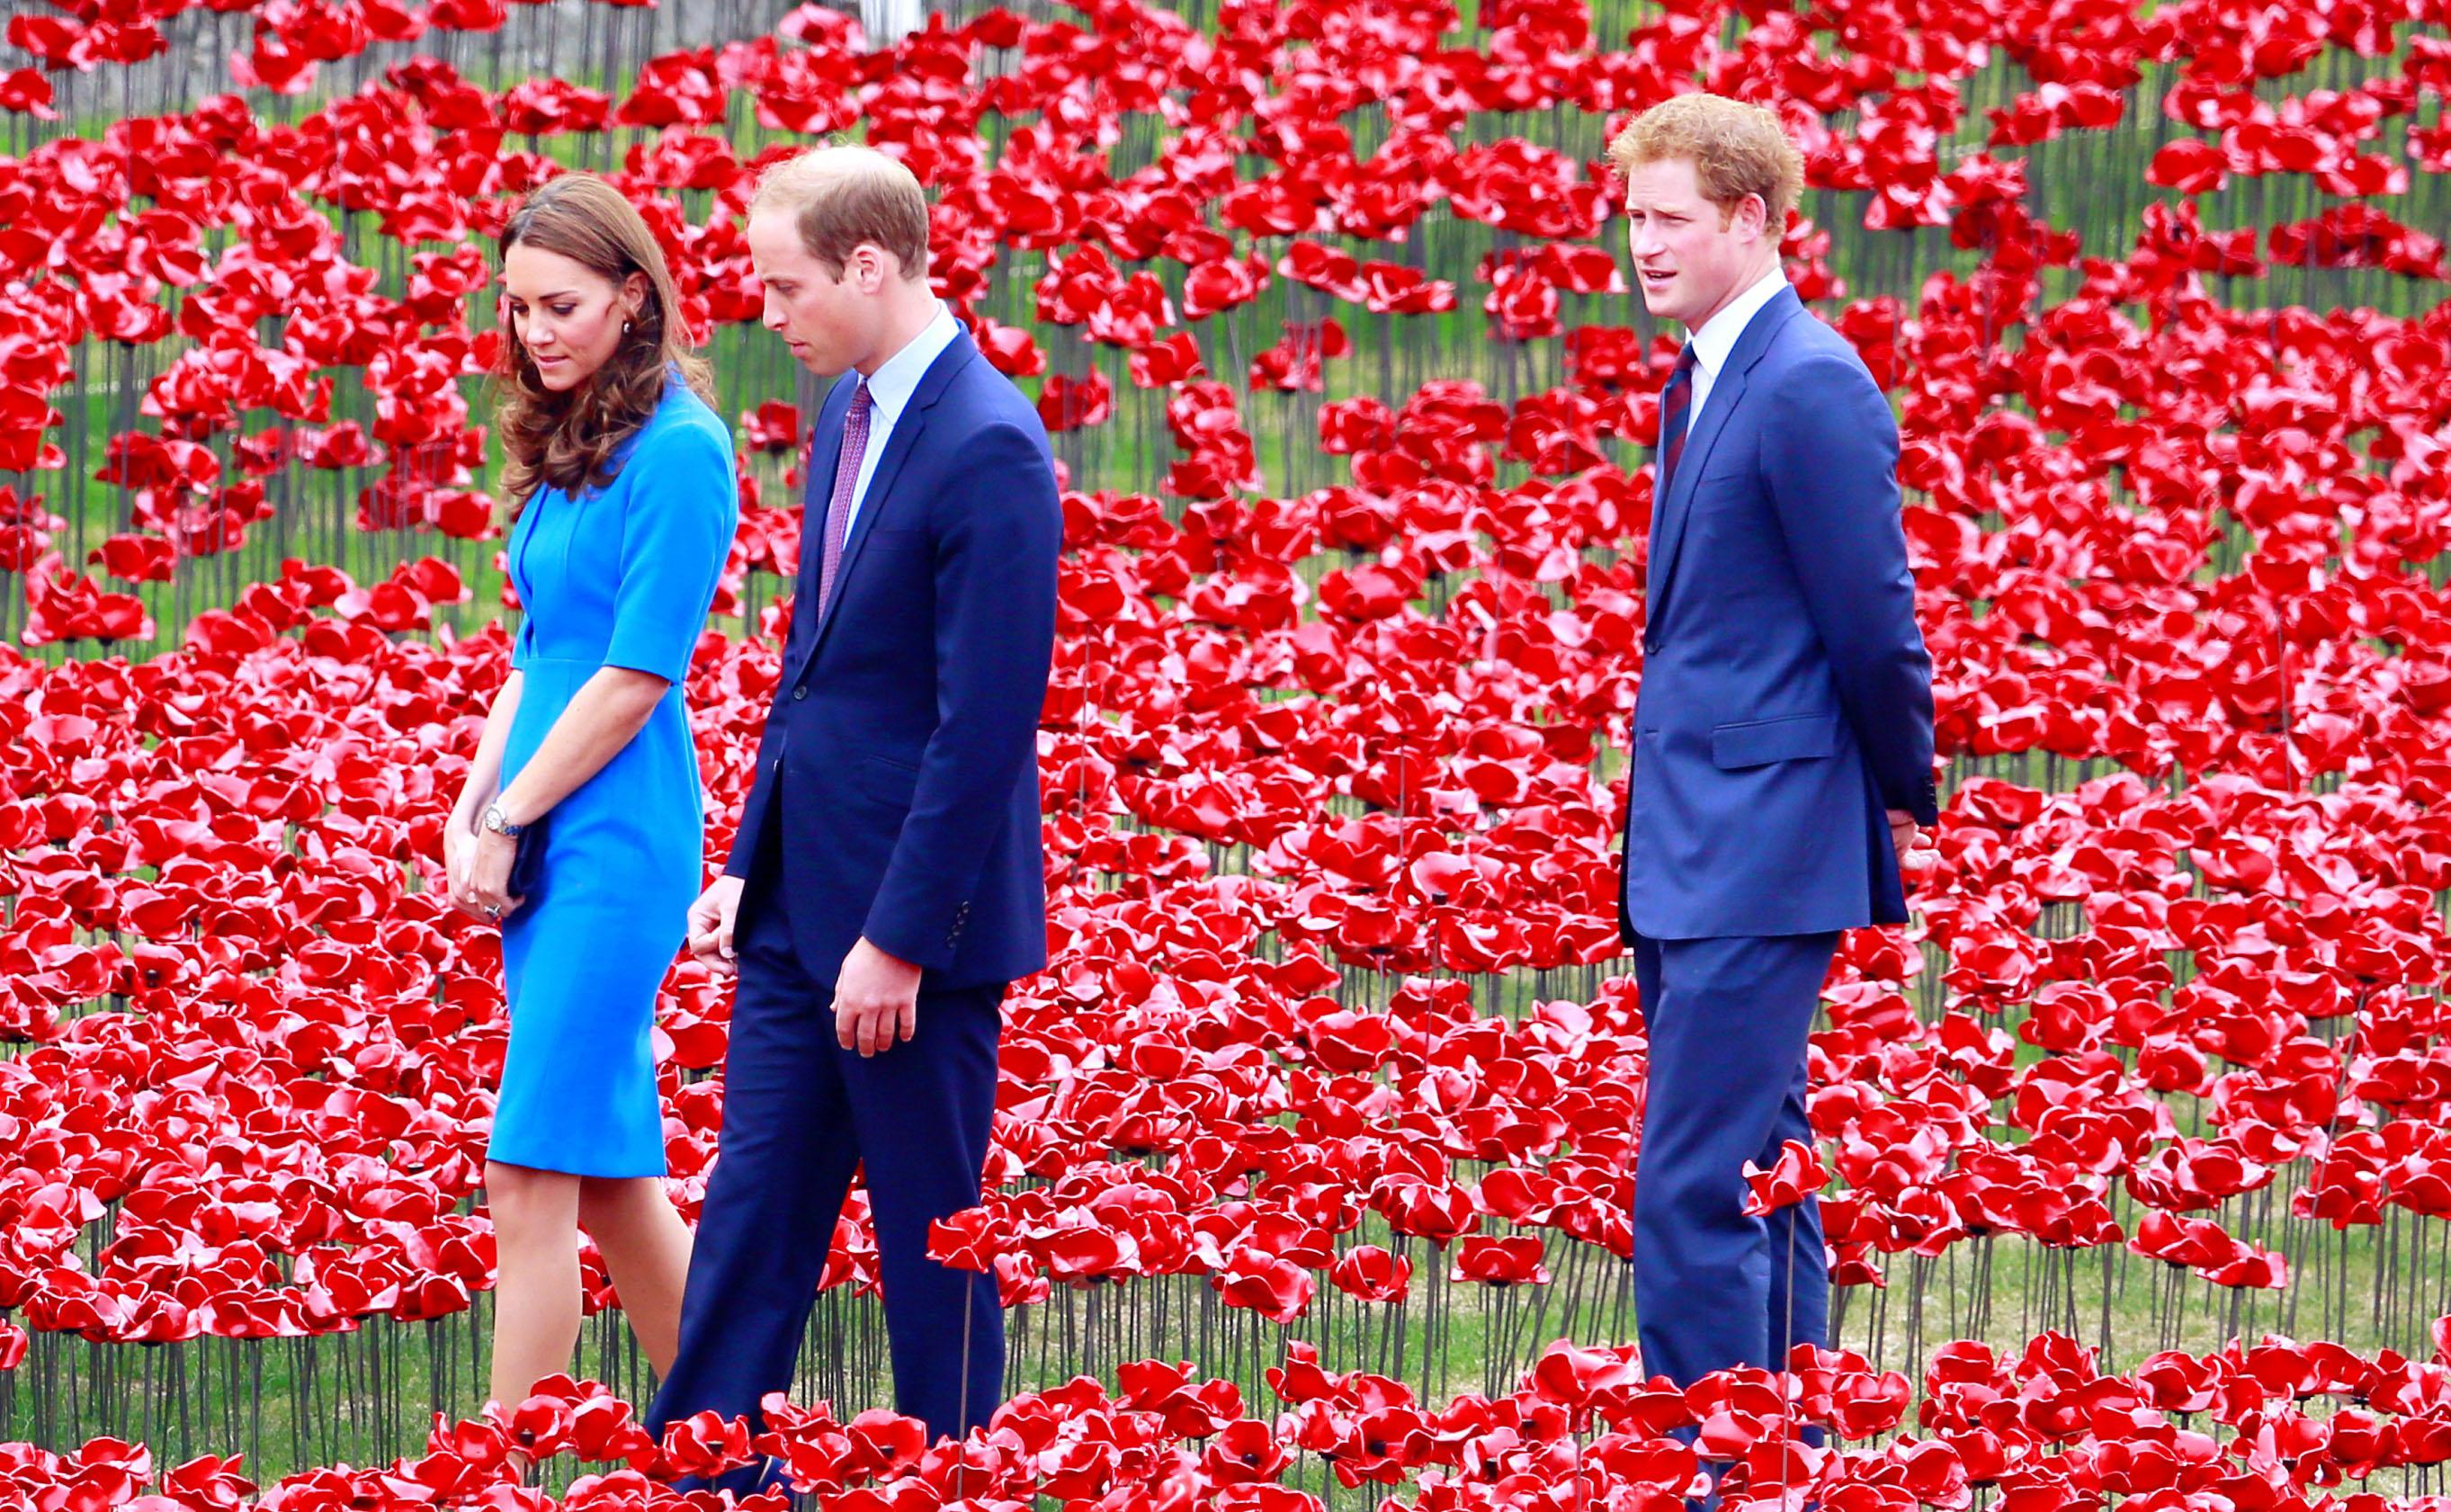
[817,381,873,614]
[1656,344,1698,497]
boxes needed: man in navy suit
[646,145,1060,1484]
[1609,96,1937,1395]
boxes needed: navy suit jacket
[728,325,1060,990]
[1620,285,1938,943]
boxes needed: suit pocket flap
[853,752,923,805]
[1711,712,1839,769]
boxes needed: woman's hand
[464,825,524,925]
[444,807,486,918]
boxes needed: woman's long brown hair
[491,173,717,519]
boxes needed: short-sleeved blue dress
[490,375,738,1177]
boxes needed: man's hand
[1888,810,1932,871]
[687,876,746,975]
[834,937,921,1057]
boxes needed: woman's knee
[576,1174,665,1232]
[488,1163,579,1238]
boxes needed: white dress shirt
[841,300,959,536]
[1683,265,1790,437]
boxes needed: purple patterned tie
[817,380,873,613]
[1656,343,1698,498]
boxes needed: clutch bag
[505,810,551,904]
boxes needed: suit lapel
[1645,287,1805,625]
[801,326,983,663]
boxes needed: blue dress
[491,377,738,1177]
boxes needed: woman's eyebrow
[507,289,582,301]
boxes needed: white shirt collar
[859,300,959,425]
[1686,265,1789,378]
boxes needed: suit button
[1642,637,1659,654]
[792,685,807,701]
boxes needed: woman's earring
[622,318,632,334]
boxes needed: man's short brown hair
[750,144,931,279]
[1606,94,1806,231]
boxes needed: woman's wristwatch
[480,801,525,839]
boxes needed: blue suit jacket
[728,325,1060,990]
[1620,285,1938,942]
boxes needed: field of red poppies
[4,0,2451,1506]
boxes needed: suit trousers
[645,850,1006,1492]
[1629,930,1838,1392]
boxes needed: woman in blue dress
[443,172,738,1426]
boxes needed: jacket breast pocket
[1691,451,1755,491]
[848,530,930,608]
[1711,712,1839,770]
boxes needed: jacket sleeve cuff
[860,901,970,974]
